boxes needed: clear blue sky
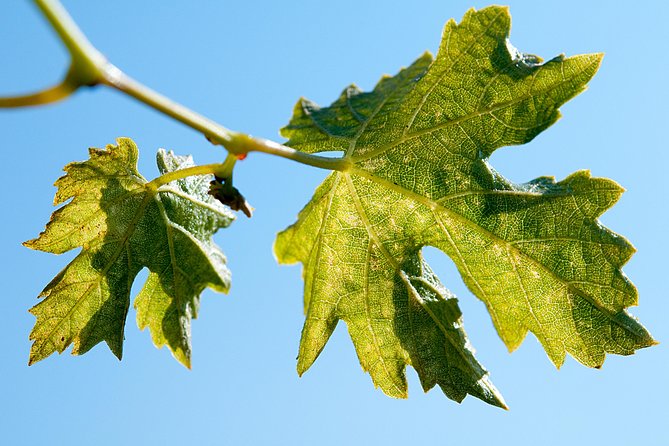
[1,1,667,444]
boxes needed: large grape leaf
[275,6,655,405]
[26,138,234,367]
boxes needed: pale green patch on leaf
[275,6,655,406]
[26,138,234,368]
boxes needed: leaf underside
[26,138,234,368]
[275,6,655,406]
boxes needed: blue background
[1,1,667,444]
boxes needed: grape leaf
[275,6,655,405]
[26,138,234,367]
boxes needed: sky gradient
[1,1,667,444]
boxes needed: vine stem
[147,152,238,190]
[2,0,351,174]
[0,81,76,107]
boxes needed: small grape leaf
[26,138,234,367]
[275,6,655,405]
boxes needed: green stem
[0,0,107,108]
[101,66,351,172]
[2,0,351,174]
[147,153,240,190]
[0,81,76,108]
[223,133,351,171]
[147,163,228,190]
[100,66,236,148]
[33,0,107,86]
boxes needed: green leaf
[275,6,655,405]
[26,138,234,368]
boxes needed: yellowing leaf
[275,6,655,405]
[26,138,234,367]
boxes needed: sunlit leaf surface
[276,6,654,406]
[27,138,234,368]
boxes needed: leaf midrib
[345,165,635,333]
[349,56,594,163]
[401,8,507,139]
[342,172,491,382]
[32,190,153,358]
[344,173,411,396]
